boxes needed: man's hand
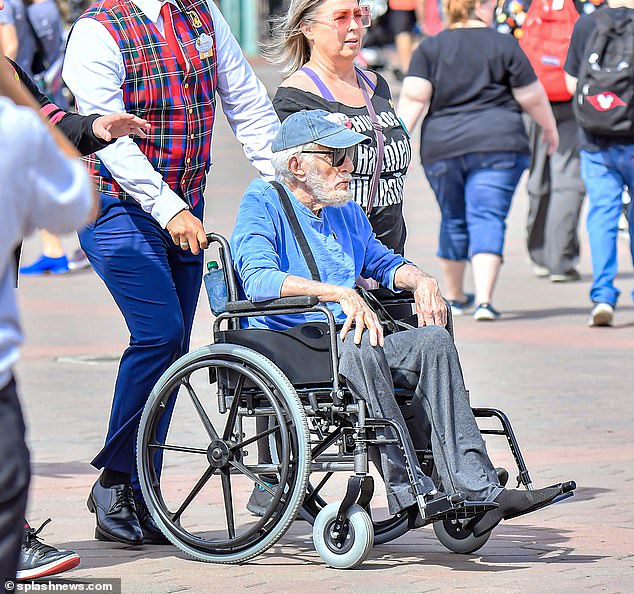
[92,113,150,142]
[166,209,208,255]
[413,276,447,327]
[338,287,384,347]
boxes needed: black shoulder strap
[270,181,321,282]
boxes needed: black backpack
[573,9,634,137]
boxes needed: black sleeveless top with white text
[273,73,411,255]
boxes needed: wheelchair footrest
[422,493,499,524]
[504,480,576,521]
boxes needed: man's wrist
[323,285,351,303]
[153,192,190,228]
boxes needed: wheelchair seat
[215,322,334,387]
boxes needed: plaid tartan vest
[81,0,218,209]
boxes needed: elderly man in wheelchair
[135,109,574,569]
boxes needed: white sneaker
[589,303,614,327]
[531,263,550,278]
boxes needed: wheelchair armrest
[368,288,415,304]
[225,295,319,313]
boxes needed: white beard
[305,168,353,207]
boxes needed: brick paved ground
[14,62,634,593]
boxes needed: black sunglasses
[300,145,356,167]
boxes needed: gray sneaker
[246,482,277,517]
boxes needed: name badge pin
[195,33,214,60]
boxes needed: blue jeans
[424,152,529,260]
[580,146,634,307]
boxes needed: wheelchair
[136,233,576,568]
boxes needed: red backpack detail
[520,0,580,101]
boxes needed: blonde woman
[398,0,559,320]
[269,0,411,254]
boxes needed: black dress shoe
[134,496,170,545]
[87,481,143,545]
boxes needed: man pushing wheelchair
[230,109,572,541]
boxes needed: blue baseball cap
[272,109,369,152]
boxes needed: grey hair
[271,142,318,183]
[264,0,325,79]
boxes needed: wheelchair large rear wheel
[137,343,310,563]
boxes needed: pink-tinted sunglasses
[310,5,373,31]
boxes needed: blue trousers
[580,146,634,307]
[424,151,529,260]
[79,194,203,481]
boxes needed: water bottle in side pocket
[204,260,228,315]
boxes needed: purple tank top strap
[299,66,336,101]
[355,67,376,91]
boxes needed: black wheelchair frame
[135,233,575,568]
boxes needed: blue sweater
[230,179,407,330]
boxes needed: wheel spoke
[221,470,235,539]
[229,459,277,495]
[148,442,207,455]
[230,423,279,451]
[172,465,216,523]
[222,374,244,441]
[182,377,219,441]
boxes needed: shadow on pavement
[569,486,611,502]
[32,461,96,478]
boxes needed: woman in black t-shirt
[268,0,411,255]
[398,0,558,320]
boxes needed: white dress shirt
[0,98,93,389]
[62,0,279,229]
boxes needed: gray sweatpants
[525,103,586,275]
[338,326,501,515]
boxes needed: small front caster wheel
[313,502,374,569]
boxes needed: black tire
[136,344,310,563]
[433,519,492,554]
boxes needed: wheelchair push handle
[204,232,239,303]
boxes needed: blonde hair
[443,0,479,25]
[264,0,325,79]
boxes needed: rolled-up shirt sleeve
[210,2,279,180]
[62,17,189,228]
[230,191,288,302]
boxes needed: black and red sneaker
[17,519,80,581]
